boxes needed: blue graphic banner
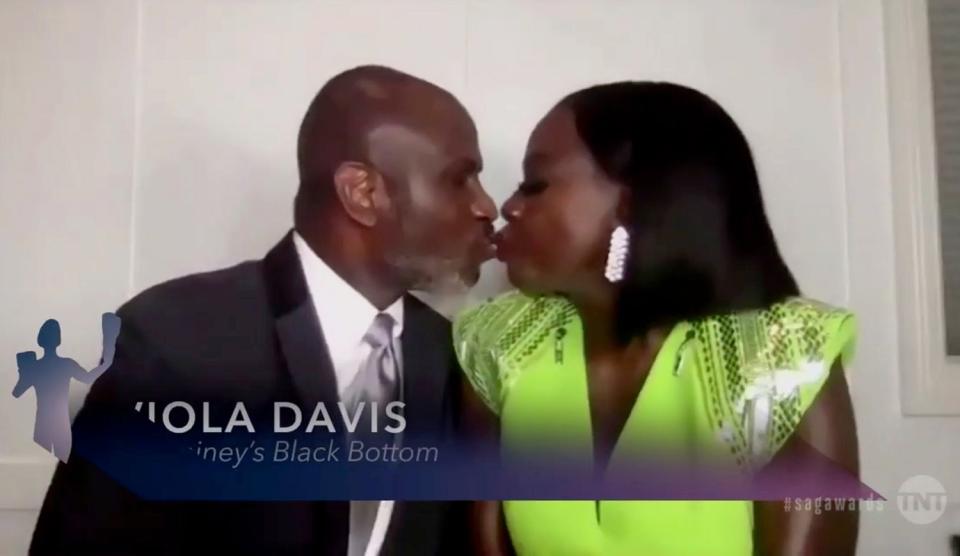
[70,405,881,502]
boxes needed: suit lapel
[382,294,456,555]
[265,237,452,439]
[398,294,451,442]
[265,236,459,555]
[262,232,349,554]
[262,232,345,433]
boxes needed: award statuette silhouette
[12,313,121,462]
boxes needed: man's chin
[410,272,475,318]
[412,270,473,297]
[458,266,482,289]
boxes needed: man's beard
[384,250,472,296]
[382,204,475,296]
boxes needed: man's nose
[472,185,497,222]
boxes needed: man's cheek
[404,174,449,207]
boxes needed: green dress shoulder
[453,291,857,556]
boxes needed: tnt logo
[897,475,948,525]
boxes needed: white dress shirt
[293,232,401,556]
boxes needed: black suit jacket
[30,233,467,556]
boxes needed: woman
[454,82,859,555]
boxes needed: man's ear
[332,162,383,227]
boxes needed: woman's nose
[501,194,522,222]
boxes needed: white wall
[840,1,960,553]
[0,1,956,554]
[0,2,137,555]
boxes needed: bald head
[296,65,469,199]
[293,65,495,300]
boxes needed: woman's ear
[332,161,383,227]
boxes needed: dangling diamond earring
[604,225,630,283]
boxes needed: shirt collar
[292,231,404,377]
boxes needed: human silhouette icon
[12,313,121,462]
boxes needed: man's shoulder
[116,260,272,351]
[90,260,279,402]
[121,261,263,318]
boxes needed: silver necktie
[344,313,399,556]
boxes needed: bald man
[31,66,496,556]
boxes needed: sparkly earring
[604,225,630,283]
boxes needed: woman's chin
[504,264,526,290]
[505,264,549,296]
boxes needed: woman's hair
[562,81,799,342]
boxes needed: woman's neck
[569,289,670,367]
[570,291,619,357]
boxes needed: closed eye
[517,179,547,196]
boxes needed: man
[31,65,497,555]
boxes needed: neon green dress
[453,292,856,556]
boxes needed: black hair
[563,81,799,342]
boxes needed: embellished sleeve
[693,297,857,469]
[453,291,574,416]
